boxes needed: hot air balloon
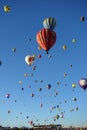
[29,121,33,125]
[24,73,28,77]
[32,65,36,71]
[38,88,42,91]
[25,55,35,66]
[70,64,73,67]
[64,73,67,77]
[4,5,10,12]
[38,54,42,58]
[12,48,16,52]
[56,114,59,119]
[80,16,85,22]
[30,93,34,97]
[43,17,56,30]
[0,60,2,66]
[36,28,56,53]
[46,84,51,89]
[73,97,77,101]
[76,107,79,111]
[78,78,87,90]
[18,80,22,84]
[6,94,10,98]
[72,83,76,88]
[40,103,43,108]
[72,38,76,43]
[62,45,67,50]
[8,110,11,114]
[38,46,42,50]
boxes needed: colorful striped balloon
[43,17,56,30]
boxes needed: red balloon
[36,28,56,52]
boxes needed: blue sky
[0,0,87,128]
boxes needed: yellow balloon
[4,5,10,12]
[62,45,67,50]
[72,83,76,88]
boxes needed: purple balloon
[78,78,87,90]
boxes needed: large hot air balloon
[43,17,56,30]
[36,28,56,53]
[78,78,87,90]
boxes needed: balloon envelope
[25,55,34,65]
[36,28,56,52]
[43,17,56,30]
[4,5,10,12]
[80,16,85,21]
[78,78,87,90]
[46,84,51,89]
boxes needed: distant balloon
[32,66,36,71]
[38,88,42,91]
[62,45,67,50]
[76,107,79,111]
[78,78,87,90]
[46,84,51,90]
[21,88,24,91]
[24,73,28,77]
[28,38,31,42]
[8,110,11,114]
[30,93,34,97]
[73,97,77,101]
[18,80,22,84]
[72,83,76,88]
[80,16,85,22]
[57,105,59,108]
[25,55,35,66]
[64,100,67,103]
[72,38,76,43]
[48,55,52,58]
[38,54,42,58]
[64,73,67,77]
[15,100,17,103]
[40,103,43,108]
[26,116,29,119]
[56,114,59,119]
[38,46,42,50]
[35,80,37,83]
[43,17,56,30]
[70,64,73,67]
[0,61,2,66]
[57,82,61,85]
[12,48,16,52]
[6,94,10,98]
[29,121,33,125]
[70,108,74,112]
[30,73,33,77]
[32,54,36,59]
[40,80,43,83]
[4,5,10,12]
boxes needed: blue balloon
[43,17,56,30]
